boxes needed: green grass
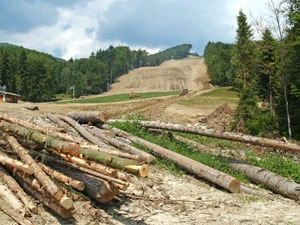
[179,87,239,107]
[56,91,181,104]
[112,118,300,185]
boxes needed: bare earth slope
[108,56,210,95]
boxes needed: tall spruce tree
[232,10,259,130]
[258,28,279,115]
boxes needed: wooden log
[103,125,240,193]
[0,154,34,175]
[66,110,108,124]
[13,171,74,219]
[46,113,79,134]
[5,135,64,201]
[0,165,37,213]
[1,121,149,177]
[0,182,25,215]
[38,163,85,192]
[0,113,85,144]
[42,161,119,203]
[230,158,300,200]
[0,196,33,225]
[108,119,300,153]
[34,152,129,191]
[86,126,155,163]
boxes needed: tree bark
[42,160,119,204]
[0,120,149,177]
[0,165,37,213]
[5,135,64,201]
[230,158,300,200]
[87,126,155,163]
[0,154,34,175]
[13,171,74,219]
[0,182,25,215]
[34,152,129,191]
[102,125,240,193]
[108,120,300,153]
[46,113,80,134]
[66,110,108,124]
[0,196,33,225]
[38,163,85,192]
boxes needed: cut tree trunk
[46,113,80,134]
[0,182,25,215]
[102,125,240,193]
[0,196,33,225]
[0,154,34,175]
[0,165,37,213]
[33,151,129,191]
[13,171,74,219]
[108,120,300,153]
[38,163,85,192]
[230,158,300,200]
[87,126,155,163]
[41,160,119,203]
[0,120,149,177]
[66,111,108,124]
[5,135,64,201]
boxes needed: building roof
[0,90,21,97]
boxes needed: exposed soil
[1,57,300,225]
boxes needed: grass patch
[112,117,300,185]
[56,91,181,104]
[179,87,239,107]
[111,119,248,182]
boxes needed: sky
[0,0,280,60]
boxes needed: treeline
[0,44,193,102]
[204,1,300,140]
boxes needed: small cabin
[0,90,20,103]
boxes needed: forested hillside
[204,1,300,140]
[0,43,192,102]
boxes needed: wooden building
[0,90,20,103]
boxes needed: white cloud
[4,0,116,59]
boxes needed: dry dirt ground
[1,57,300,225]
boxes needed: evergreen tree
[257,29,279,115]
[232,10,259,129]
[232,10,256,90]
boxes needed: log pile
[0,112,300,224]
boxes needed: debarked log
[0,121,149,177]
[103,125,240,193]
[230,158,300,200]
[107,119,300,153]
